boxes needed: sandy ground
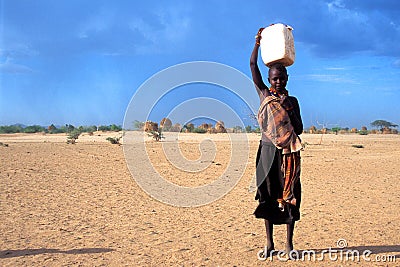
[0,132,399,266]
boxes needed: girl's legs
[286,222,295,253]
[264,219,274,252]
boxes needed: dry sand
[0,132,399,266]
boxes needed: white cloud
[324,67,346,70]
[0,58,33,74]
[393,58,400,68]
[77,7,115,39]
[301,74,358,84]
[129,5,192,55]
[0,44,36,73]
[339,90,352,95]
[327,0,368,24]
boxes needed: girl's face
[268,69,288,91]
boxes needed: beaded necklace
[269,86,288,98]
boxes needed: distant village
[137,118,399,135]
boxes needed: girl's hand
[255,27,264,45]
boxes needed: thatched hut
[160,118,172,131]
[170,123,182,132]
[309,125,317,134]
[382,127,392,134]
[144,121,158,132]
[199,123,213,131]
[207,127,216,133]
[215,121,227,133]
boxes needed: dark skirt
[254,141,301,224]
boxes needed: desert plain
[0,132,399,266]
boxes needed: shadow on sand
[0,247,114,259]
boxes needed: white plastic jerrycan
[260,23,295,67]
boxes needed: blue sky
[1,0,399,129]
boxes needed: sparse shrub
[148,128,164,141]
[0,142,9,147]
[67,129,81,144]
[192,127,207,134]
[182,123,194,133]
[106,136,121,145]
[359,130,368,135]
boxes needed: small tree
[66,124,75,133]
[133,120,145,130]
[233,126,243,133]
[371,120,398,132]
[48,124,57,133]
[182,123,194,133]
[110,124,122,132]
[98,125,110,132]
[67,129,81,144]
[331,127,341,134]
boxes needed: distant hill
[11,123,27,128]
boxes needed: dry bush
[0,142,9,147]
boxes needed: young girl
[250,27,303,256]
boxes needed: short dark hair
[268,63,288,76]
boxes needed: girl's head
[268,63,288,91]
